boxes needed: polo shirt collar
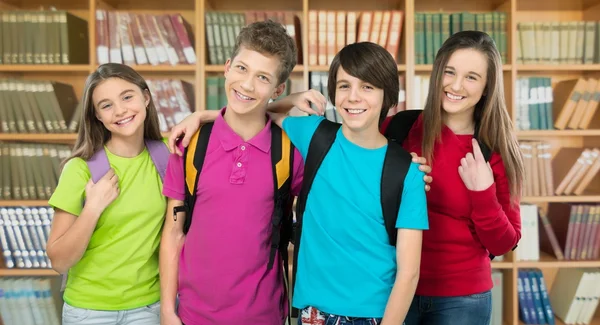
[213,107,272,153]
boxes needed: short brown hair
[328,42,399,125]
[230,20,297,85]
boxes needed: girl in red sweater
[381,31,524,325]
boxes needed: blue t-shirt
[283,115,429,317]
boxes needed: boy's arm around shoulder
[382,163,428,325]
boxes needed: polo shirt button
[237,162,242,167]
[241,145,246,151]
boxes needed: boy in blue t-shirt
[269,42,429,325]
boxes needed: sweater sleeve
[468,153,521,256]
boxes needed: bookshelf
[1,0,600,324]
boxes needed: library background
[0,0,600,324]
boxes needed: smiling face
[441,48,488,119]
[334,67,384,133]
[92,77,149,139]
[223,46,285,117]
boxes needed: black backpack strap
[381,140,413,246]
[292,119,341,317]
[384,109,423,144]
[177,122,214,235]
[268,122,294,270]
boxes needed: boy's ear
[271,82,286,100]
[224,59,232,76]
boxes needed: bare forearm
[381,272,419,325]
[47,206,101,273]
[160,200,186,314]
[159,228,185,313]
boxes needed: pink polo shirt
[162,108,304,325]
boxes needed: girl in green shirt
[47,63,168,325]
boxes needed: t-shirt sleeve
[281,115,325,160]
[48,158,91,217]
[396,162,429,230]
[162,142,186,201]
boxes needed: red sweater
[381,114,521,296]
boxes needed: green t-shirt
[48,144,167,310]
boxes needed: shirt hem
[162,187,185,201]
[292,302,384,318]
[63,294,160,311]
[415,270,493,297]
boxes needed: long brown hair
[66,63,162,165]
[422,31,524,201]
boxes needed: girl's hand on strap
[458,139,494,191]
[84,168,120,215]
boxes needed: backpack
[60,139,170,291]
[173,121,295,322]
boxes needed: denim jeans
[405,290,492,325]
[298,306,382,325]
[62,301,161,325]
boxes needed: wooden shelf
[204,65,305,73]
[309,65,406,72]
[415,64,512,72]
[517,130,600,137]
[126,64,196,72]
[516,252,600,268]
[517,64,600,71]
[0,64,91,72]
[0,200,49,207]
[0,133,77,141]
[0,268,59,277]
[521,196,600,203]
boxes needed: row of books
[517,21,600,65]
[0,207,53,270]
[415,11,508,64]
[516,77,553,131]
[518,269,555,324]
[0,143,70,201]
[206,11,301,65]
[96,10,196,66]
[307,10,404,66]
[549,268,600,325]
[555,148,600,196]
[0,78,195,135]
[520,141,554,198]
[0,10,88,65]
[540,203,600,261]
[308,72,406,123]
[516,205,541,261]
[554,78,600,130]
[0,277,60,325]
[145,79,194,133]
[0,79,79,134]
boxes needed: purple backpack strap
[144,139,169,181]
[86,147,111,183]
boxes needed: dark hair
[423,30,523,201]
[65,63,162,165]
[327,42,399,125]
[230,20,297,85]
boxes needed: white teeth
[116,116,133,125]
[446,92,464,100]
[236,90,253,100]
[347,109,366,114]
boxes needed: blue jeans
[298,306,382,325]
[62,301,161,325]
[405,290,492,325]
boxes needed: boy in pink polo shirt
[159,21,325,325]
